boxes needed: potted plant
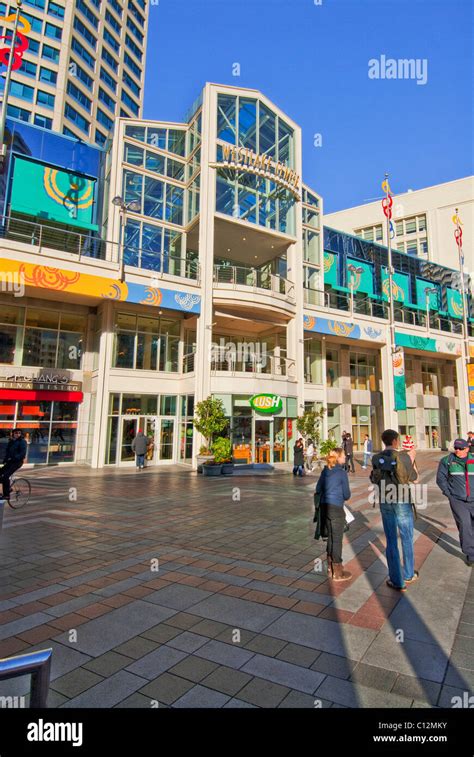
[212,437,233,475]
[193,397,228,474]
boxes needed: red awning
[0,390,83,402]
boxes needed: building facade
[0,83,472,469]
[0,0,148,146]
[324,177,474,272]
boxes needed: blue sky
[143,0,473,213]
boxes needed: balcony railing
[214,265,295,300]
[211,352,296,380]
[183,351,196,373]
[0,213,200,282]
[304,287,464,335]
[0,213,107,259]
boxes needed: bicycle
[5,476,31,509]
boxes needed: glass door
[120,417,139,463]
[144,417,158,464]
[158,418,175,461]
[253,418,272,463]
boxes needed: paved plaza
[0,453,473,709]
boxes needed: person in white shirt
[305,439,315,472]
[362,434,373,469]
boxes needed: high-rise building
[0,0,149,146]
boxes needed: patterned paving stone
[61,670,148,708]
[168,656,219,683]
[125,646,188,680]
[237,678,290,708]
[173,684,231,708]
[53,601,176,656]
[138,673,194,705]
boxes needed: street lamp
[112,195,140,282]
[0,1,23,169]
[424,287,438,334]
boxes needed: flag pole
[455,208,470,365]
[0,0,23,168]
[384,173,395,357]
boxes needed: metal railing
[0,648,52,708]
[0,213,200,282]
[211,353,296,380]
[183,351,196,373]
[214,265,295,300]
[304,286,465,335]
[0,213,107,259]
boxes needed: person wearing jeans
[380,501,415,589]
[362,434,372,469]
[371,429,418,591]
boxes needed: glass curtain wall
[216,94,296,235]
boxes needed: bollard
[0,648,52,708]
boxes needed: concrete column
[91,301,114,469]
[381,340,398,431]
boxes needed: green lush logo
[249,394,283,414]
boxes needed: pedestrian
[370,429,419,591]
[131,429,148,470]
[315,447,352,581]
[362,433,373,469]
[436,439,474,567]
[305,438,314,472]
[0,429,27,501]
[344,433,355,473]
[402,435,419,481]
[293,438,304,476]
[432,428,439,448]
[467,431,474,455]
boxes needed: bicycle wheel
[9,478,31,509]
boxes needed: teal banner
[10,157,97,230]
[381,268,410,304]
[447,287,464,319]
[416,279,439,309]
[393,351,407,411]
[323,251,337,287]
[346,257,374,294]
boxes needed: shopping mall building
[0,83,472,468]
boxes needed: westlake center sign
[215,144,301,199]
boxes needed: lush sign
[250,394,283,414]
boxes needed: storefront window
[350,352,377,391]
[327,404,340,442]
[113,313,181,373]
[351,405,372,451]
[424,408,440,448]
[421,362,439,395]
[398,409,416,440]
[304,338,322,384]
[0,400,79,464]
[326,349,339,388]
[0,305,85,368]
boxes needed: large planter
[221,463,234,475]
[196,454,213,473]
[202,463,223,477]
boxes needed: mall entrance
[118,416,175,465]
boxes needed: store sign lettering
[0,372,82,391]
[217,144,301,197]
[250,394,283,414]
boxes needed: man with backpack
[436,439,474,567]
[370,429,419,591]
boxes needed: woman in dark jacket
[293,438,305,476]
[315,447,352,581]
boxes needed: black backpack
[370,449,400,486]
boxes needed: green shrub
[211,437,232,464]
[319,438,338,457]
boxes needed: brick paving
[0,452,472,708]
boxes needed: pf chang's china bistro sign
[250,394,283,415]
[214,144,301,199]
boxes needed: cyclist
[1,429,27,501]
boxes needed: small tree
[319,438,338,457]
[193,397,228,454]
[296,407,326,453]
